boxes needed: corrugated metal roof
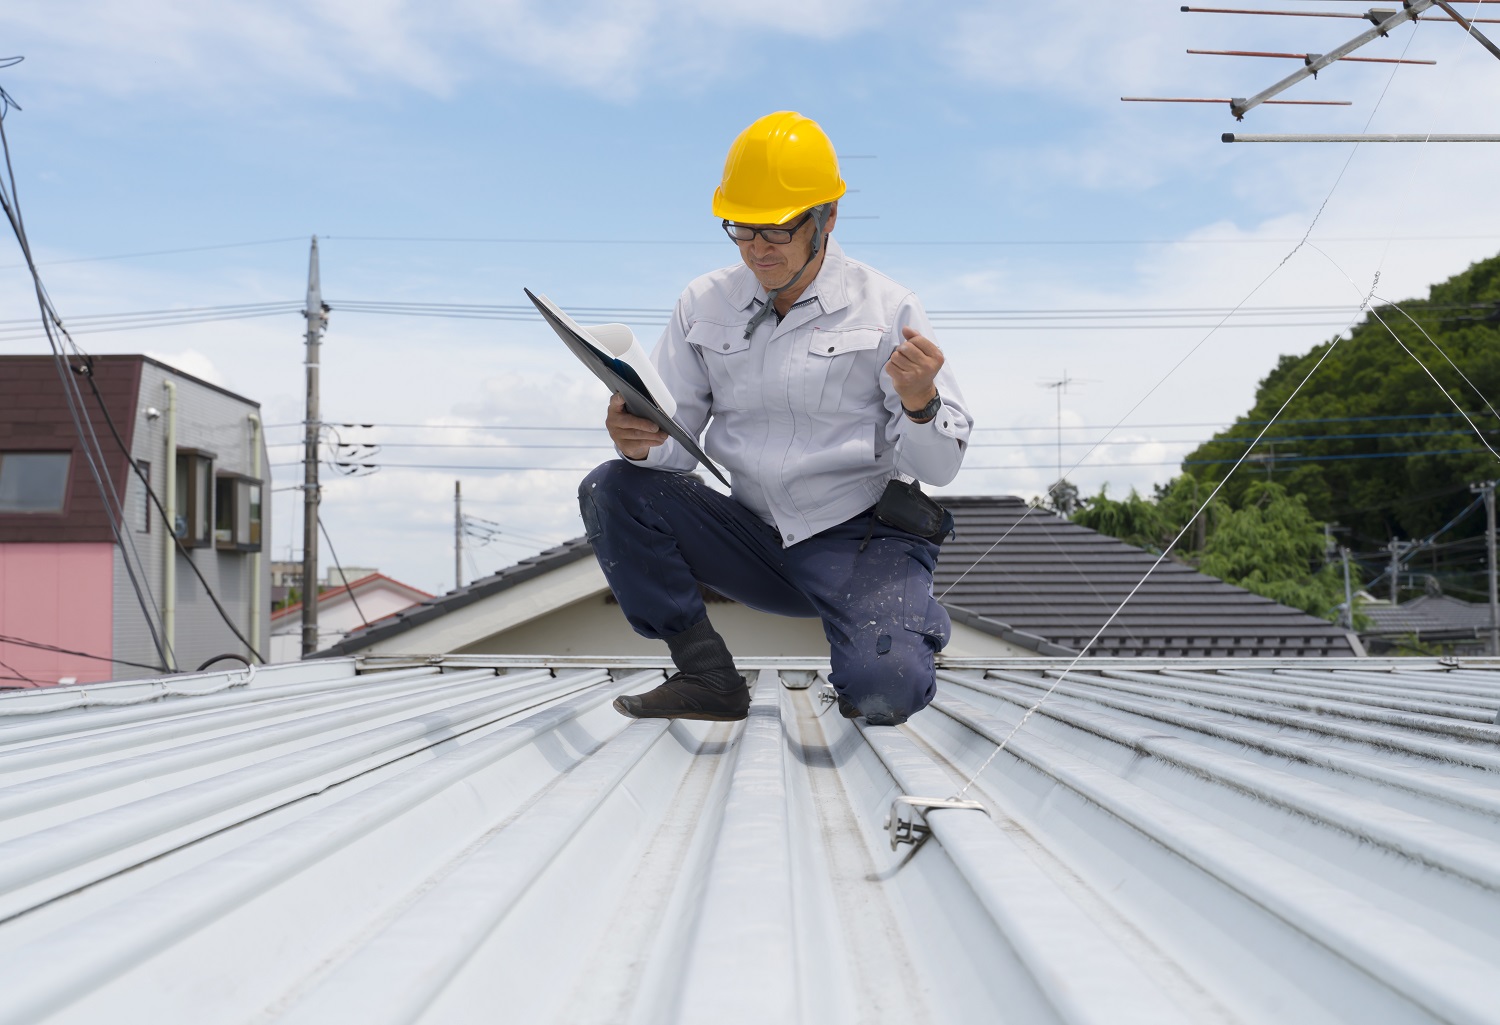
[0,654,1496,1023]
[937,497,1360,656]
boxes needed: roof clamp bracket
[815,683,839,717]
[885,796,990,852]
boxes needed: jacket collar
[727,235,851,317]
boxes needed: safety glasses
[721,210,812,245]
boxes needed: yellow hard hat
[712,111,847,226]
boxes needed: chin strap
[743,204,832,339]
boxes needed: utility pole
[301,237,330,657]
[454,480,463,591]
[1340,546,1355,631]
[1385,539,1414,607]
[1471,480,1499,656]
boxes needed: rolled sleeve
[884,295,972,486]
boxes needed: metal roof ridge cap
[942,605,1079,657]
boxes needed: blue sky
[2,2,1497,595]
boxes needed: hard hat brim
[711,182,847,227]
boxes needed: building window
[138,461,152,533]
[214,473,263,552]
[175,449,214,547]
[0,451,71,513]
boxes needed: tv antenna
[1123,1,1500,142]
[1038,372,1097,494]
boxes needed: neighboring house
[270,573,431,662]
[0,355,269,685]
[319,495,1360,659]
[1361,594,1495,655]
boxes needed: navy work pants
[578,460,950,720]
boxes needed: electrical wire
[0,633,167,672]
[75,359,267,663]
[263,446,1500,474]
[945,20,1443,799]
[0,69,171,671]
[317,514,370,629]
[259,411,1496,434]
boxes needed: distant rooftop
[936,496,1359,657]
[324,496,1359,659]
[1363,593,1492,641]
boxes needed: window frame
[214,471,263,553]
[137,460,152,534]
[174,448,215,549]
[0,450,73,515]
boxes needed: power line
[76,358,268,663]
[317,514,370,629]
[262,425,1496,453]
[320,232,1500,247]
[5,233,1496,270]
[0,73,171,671]
[263,411,1498,435]
[0,633,166,673]
[0,236,306,271]
[265,446,1498,474]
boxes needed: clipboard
[525,288,730,487]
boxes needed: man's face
[732,204,837,291]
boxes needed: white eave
[0,656,1496,1023]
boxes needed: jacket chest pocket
[687,323,755,411]
[805,327,884,413]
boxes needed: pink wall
[0,543,115,687]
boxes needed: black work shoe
[613,671,750,721]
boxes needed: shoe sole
[612,696,748,721]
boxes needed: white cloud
[0,0,898,103]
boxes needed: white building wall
[112,361,269,676]
[458,593,1031,659]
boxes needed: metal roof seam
[916,694,1500,1025]
[948,672,1500,821]
[0,668,645,1024]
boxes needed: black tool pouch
[867,479,955,546]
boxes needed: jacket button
[722,343,730,350]
[827,346,835,353]
[785,533,795,541]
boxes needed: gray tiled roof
[316,537,595,657]
[934,496,1358,657]
[324,495,1358,659]
[1363,594,1491,640]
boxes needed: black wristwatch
[902,393,942,423]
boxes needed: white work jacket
[628,237,972,547]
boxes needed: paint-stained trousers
[578,460,950,721]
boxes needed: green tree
[1196,482,1348,619]
[1073,476,1223,557]
[1180,252,1500,552]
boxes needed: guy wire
[952,314,1363,800]
[943,18,1434,799]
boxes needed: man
[578,111,971,726]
